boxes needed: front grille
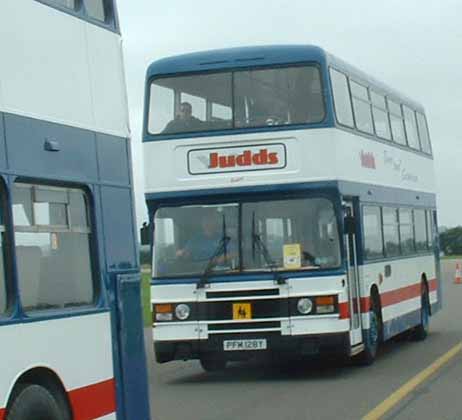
[199,298,288,321]
[208,321,280,331]
[206,288,280,299]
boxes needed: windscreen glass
[153,197,340,278]
[148,65,325,135]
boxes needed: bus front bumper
[154,332,350,363]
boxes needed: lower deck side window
[12,183,95,311]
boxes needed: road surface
[146,260,462,420]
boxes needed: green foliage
[141,272,152,327]
[440,226,462,255]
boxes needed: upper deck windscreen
[148,65,325,136]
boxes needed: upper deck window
[416,112,432,154]
[350,81,374,135]
[329,69,354,128]
[83,0,106,22]
[35,0,116,30]
[148,65,325,136]
[370,91,391,140]
[388,99,407,146]
[403,106,420,150]
[48,0,75,8]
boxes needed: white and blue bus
[0,1,150,419]
[143,45,440,370]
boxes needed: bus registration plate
[223,339,267,351]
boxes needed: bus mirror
[344,216,356,235]
[140,222,150,246]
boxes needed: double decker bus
[143,45,440,370]
[0,1,150,419]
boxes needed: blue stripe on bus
[151,268,346,286]
[145,180,436,208]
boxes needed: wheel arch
[5,366,73,419]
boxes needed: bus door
[343,201,363,347]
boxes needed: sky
[117,0,462,229]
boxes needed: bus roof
[146,44,424,112]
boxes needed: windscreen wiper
[197,215,230,289]
[252,212,285,284]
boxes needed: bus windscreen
[148,65,325,135]
[153,197,340,278]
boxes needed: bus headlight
[154,303,173,322]
[297,298,313,315]
[175,304,191,320]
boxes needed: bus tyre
[200,355,227,372]
[357,298,381,366]
[413,283,430,341]
[7,384,69,420]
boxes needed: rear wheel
[413,283,430,341]
[200,354,227,372]
[7,384,69,420]
[356,295,381,366]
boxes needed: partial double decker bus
[143,45,440,370]
[1,1,150,419]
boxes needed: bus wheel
[357,297,381,366]
[413,283,430,341]
[200,354,227,372]
[7,384,69,420]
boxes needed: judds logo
[209,149,279,169]
[188,144,286,175]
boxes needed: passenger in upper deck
[162,102,203,134]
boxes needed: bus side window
[12,183,95,312]
[399,208,415,255]
[329,69,354,128]
[414,209,427,252]
[363,206,384,259]
[426,210,434,249]
[382,207,400,257]
[0,183,6,314]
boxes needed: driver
[176,216,235,266]
[162,102,203,134]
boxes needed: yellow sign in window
[283,243,302,269]
[233,303,252,320]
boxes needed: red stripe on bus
[379,278,437,308]
[338,278,437,319]
[0,408,5,420]
[339,302,350,319]
[429,278,438,291]
[69,378,116,420]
